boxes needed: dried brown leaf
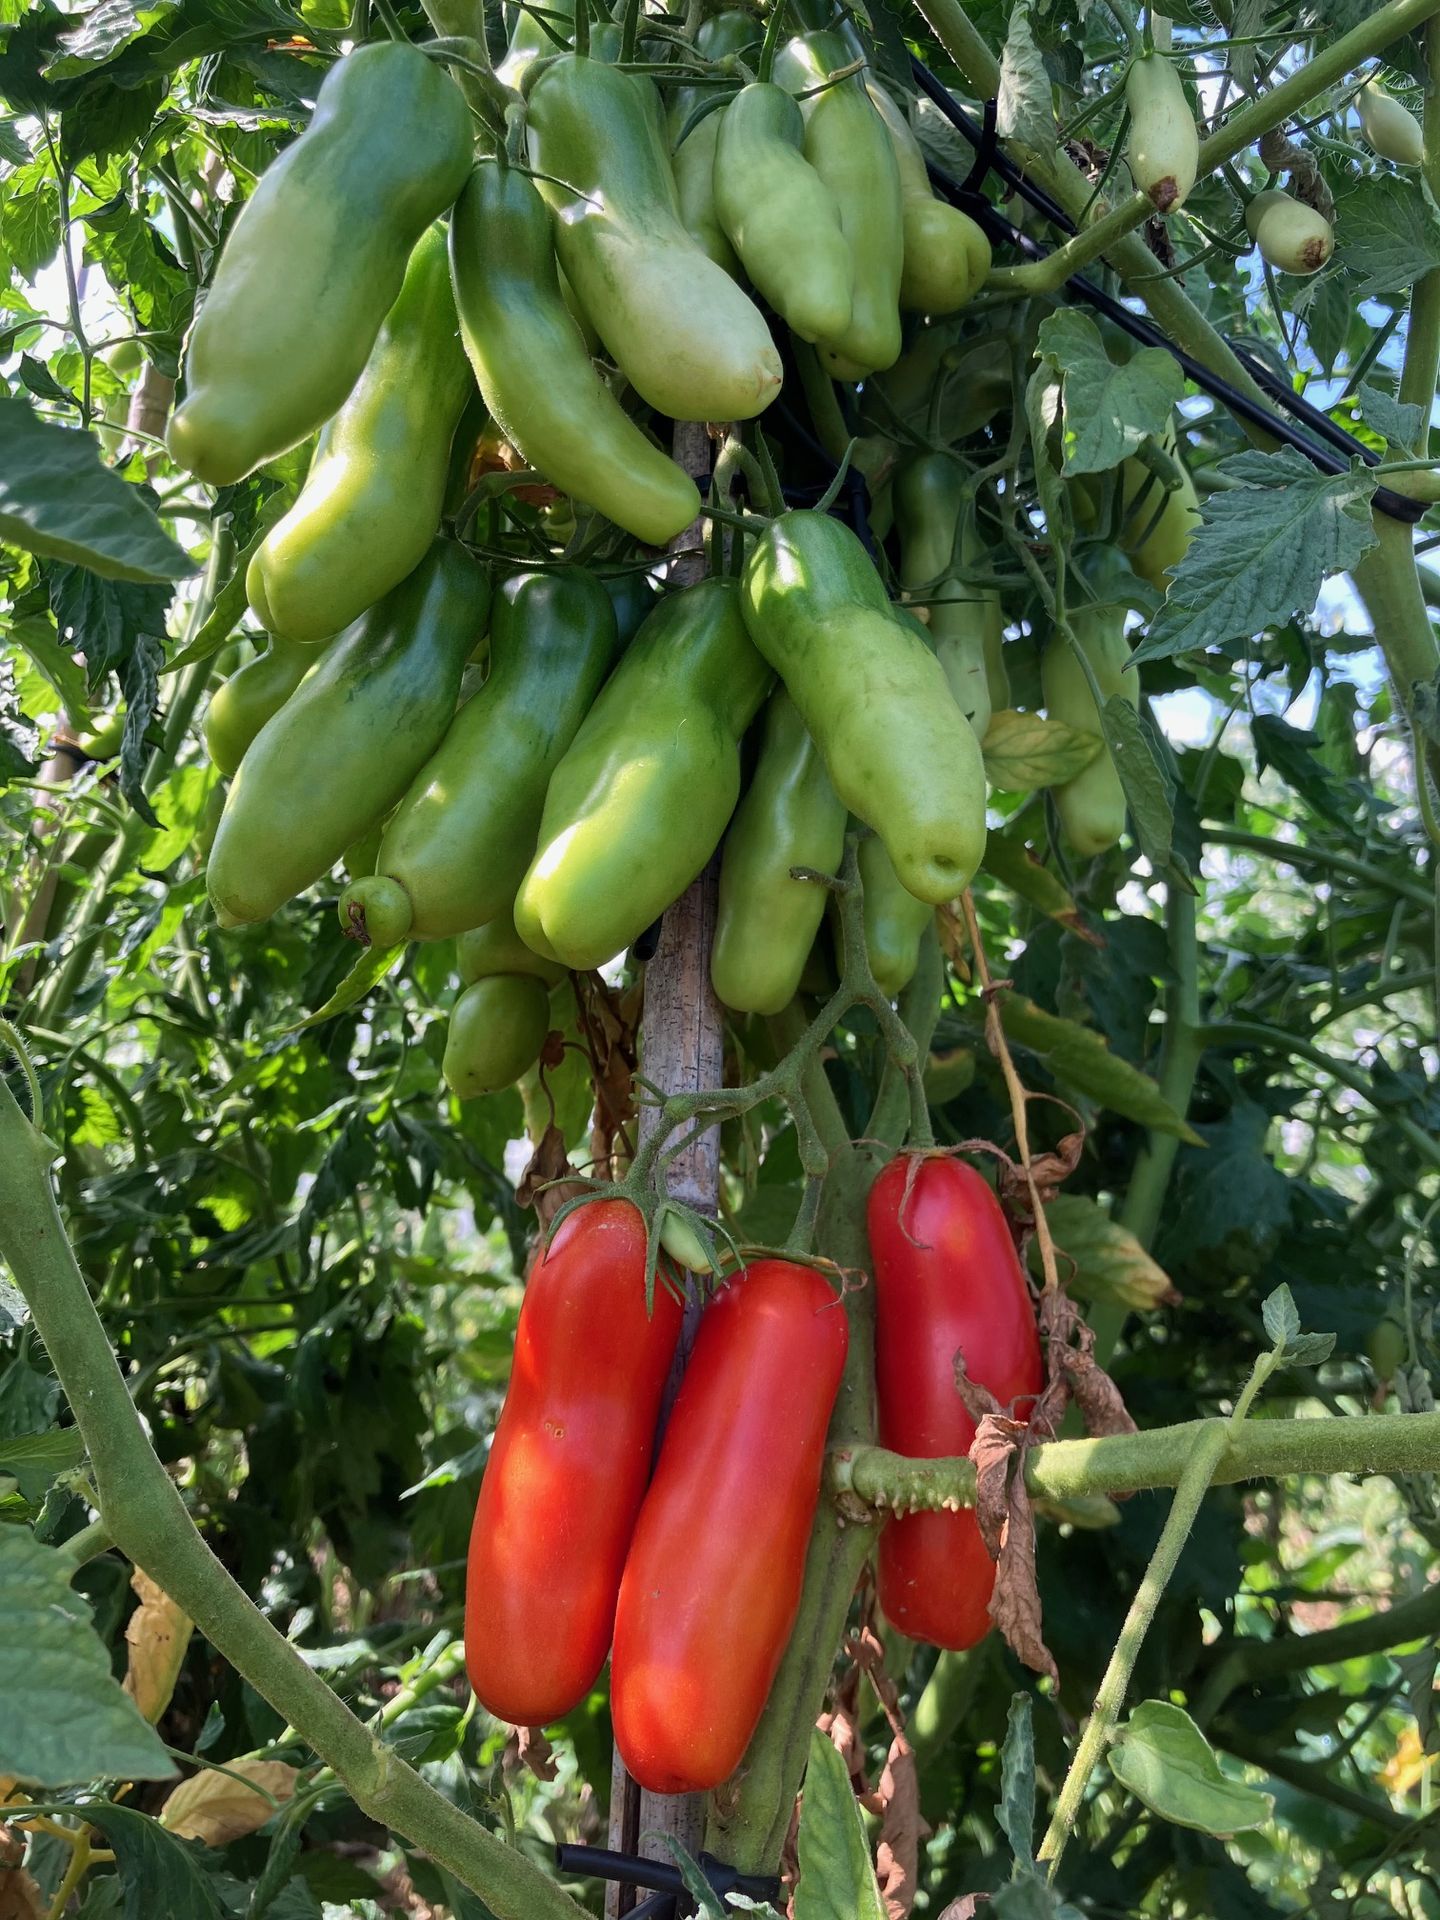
[938,1899,987,1920]
[874,1732,924,1920]
[516,1124,585,1230]
[160,1759,297,1845]
[1038,1291,1137,1439]
[987,1472,1057,1685]
[515,1724,557,1783]
[0,1850,44,1920]
[123,1568,193,1725]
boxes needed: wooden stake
[605,419,723,1916]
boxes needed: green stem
[1093,883,1201,1363]
[1397,16,1440,449]
[1202,1018,1440,1170]
[1216,1727,1429,1836]
[1036,1422,1229,1872]
[987,0,1440,298]
[1193,1579,1440,1729]
[33,532,231,1030]
[1205,826,1434,908]
[0,1077,587,1920]
[840,1408,1440,1510]
[705,960,942,1875]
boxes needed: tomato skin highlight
[464,1200,683,1727]
[611,1259,849,1793]
[868,1155,1042,1650]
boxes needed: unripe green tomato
[1358,81,1423,168]
[443,974,552,1099]
[1245,189,1334,276]
[194,781,227,865]
[101,337,145,377]
[77,707,126,761]
[457,913,568,987]
[858,833,933,998]
[339,873,413,947]
[1365,1315,1407,1381]
[1125,52,1198,214]
[657,1205,716,1274]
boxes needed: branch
[988,0,1440,298]
[0,1071,587,1920]
[838,1409,1440,1510]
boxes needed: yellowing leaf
[123,1569,192,1725]
[160,1759,298,1845]
[1029,1194,1180,1310]
[982,707,1102,792]
[998,994,1202,1141]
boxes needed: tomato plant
[1,0,1438,1914]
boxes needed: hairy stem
[1037,1421,1229,1871]
[0,1072,586,1920]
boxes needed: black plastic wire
[907,55,1427,525]
[553,1844,782,1906]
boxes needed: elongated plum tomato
[464,1200,682,1726]
[868,1154,1042,1650]
[611,1259,849,1793]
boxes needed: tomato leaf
[997,993,1203,1140]
[982,707,1102,791]
[795,1728,887,1920]
[0,1527,176,1787]
[1038,310,1186,477]
[1130,448,1376,665]
[0,393,195,583]
[1107,1700,1274,1834]
[1030,1194,1179,1309]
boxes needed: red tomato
[867,1153,1042,1650]
[611,1259,849,1794]
[465,1199,683,1726]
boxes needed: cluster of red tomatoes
[464,1155,1042,1792]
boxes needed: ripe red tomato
[867,1153,1042,1650]
[465,1199,683,1726]
[611,1258,849,1794]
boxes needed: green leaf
[0,1526,176,1786]
[998,1693,1036,1871]
[996,1,1053,165]
[1,179,61,281]
[1038,311,1186,477]
[1261,1281,1301,1349]
[1100,696,1175,875]
[1340,173,1440,301]
[0,396,194,583]
[1251,712,1362,826]
[0,1426,86,1501]
[1107,1700,1275,1834]
[1130,448,1377,665]
[997,993,1202,1139]
[794,1728,887,1920]
[0,657,39,787]
[45,0,181,77]
[1357,381,1424,450]
[1025,362,1066,542]
[1029,1194,1178,1309]
[118,630,164,826]
[979,825,1084,928]
[49,563,173,688]
[285,941,405,1034]
[982,706,1102,791]
[64,1801,223,1920]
